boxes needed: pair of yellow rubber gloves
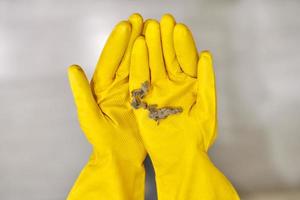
[67,13,240,200]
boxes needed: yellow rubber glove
[129,14,240,200]
[67,14,146,200]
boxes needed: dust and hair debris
[131,81,183,123]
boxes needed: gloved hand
[67,14,146,200]
[129,14,240,200]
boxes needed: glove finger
[142,19,151,36]
[92,21,131,93]
[145,20,168,82]
[160,14,182,80]
[195,51,217,150]
[116,13,143,77]
[174,23,198,78]
[129,36,150,92]
[68,65,102,142]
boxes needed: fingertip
[130,35,150,91]
[197,50,215,88]
[68,64,82,73]
[132,36,147,60]
[160,13,175,25]
[200,50,213,61]
[160,14,176,33]
[68,65,85,81]
[132,36,146,57]
[142,19,151,35]
[174,23,189,37]
[129,13,143,34]
[67,66,100,121]
[115,21,132,34]
[145,19,160,35]
[174,23,198,77]
[129,13,143,25]
[135,36,146,45]
[144,19,167,81]
[132,37,147,55]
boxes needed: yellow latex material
[130,14,240,200]
[67,14,146,200]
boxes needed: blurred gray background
[1,0,300,199]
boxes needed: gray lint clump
[131,81,183,123]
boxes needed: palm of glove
[135,77,201,155]
[89,78,144,161]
